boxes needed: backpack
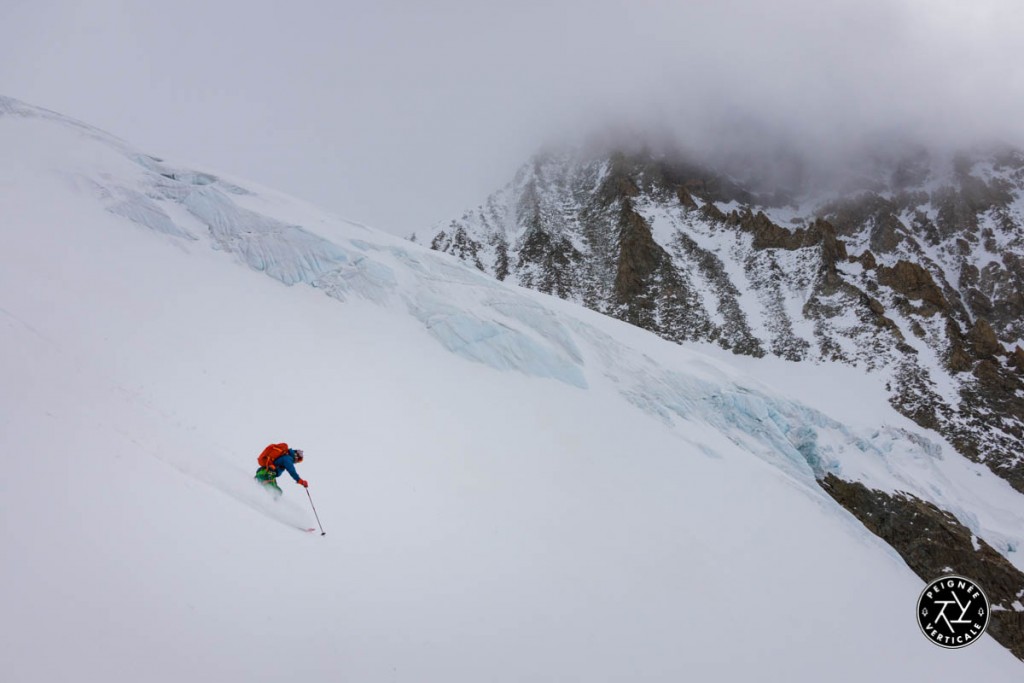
[258,443,290,470]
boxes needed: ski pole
[306,488,326,536]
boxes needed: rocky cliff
[415,144,1024,659]
[416,146,1024,496]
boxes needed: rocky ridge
[416,146,1024,493]
[415,145,1024,659]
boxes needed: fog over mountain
[1,0,1021,235]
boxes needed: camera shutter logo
[917,575,990,649]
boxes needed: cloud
[1,0,1021,232]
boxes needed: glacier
[5,93,1020,567]
[2,95,1024,680]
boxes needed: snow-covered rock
[416,144,1024,498]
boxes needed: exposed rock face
[968,318,1003,358]
[416,146,1024,497]
[614,200,671,325]
[876,260,948,314]
[430,225,484,271]
[1011,346,1024,373]
[416,144,1024,661]
[822,476,1024,660]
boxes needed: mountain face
[5,94,1024,674]
[416,146,1024,489]
[416,145,1024,656]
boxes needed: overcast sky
[2,0,1023,235]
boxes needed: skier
[255,443,308,498]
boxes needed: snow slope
[2,96,1022,681]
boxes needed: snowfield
[2,96,1022,681]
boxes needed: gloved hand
[297,479,309,488]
